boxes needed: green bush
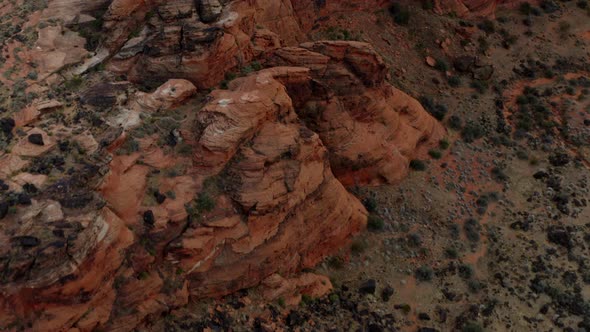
[363,196,378,212]
[439,139,450,150]
[519,2,533,15]
[428,149,442,159]
[470,80,488,94]
[367,214,385,231]
[409,159,426,171]
[419,96,448,120]
[461,122,484,143]
[389,3,410,25]
[462,321,484,332]
[421,0,435,10]
[477,19,495,34]
[448,115,463,130]
[458,264,474,279]
[415,265,434,281]
[434,58,449,72]
[445,247,458,259]
[196,192,216,212]
[491,166,508,182]
[448,76,461,87]
[463,218,481,242]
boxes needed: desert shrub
[448,76,461,87]
[540,0,560,13]
[408,233,422,247]
[367,214,385,231]
[389,3,410,25]
[462,321,484,332]
[415,265,434,281]
[241,61,262,74]
[468,279,484,293]
[428,149,442,159]
[458,264,474,279]
[327,256,345,268]
[477,36,490,54]
[477,19,495,34]
[434,58,449,72]
[64,76,84,91]
[419,96,448,120]
[439,138,450,150]
[445,247,458,259]
[519,2,533,15]
[363,196,378,212]
[501,32,518,48]
[196,192,216,212]
[26,71,37,80]
[463,218,481,242]
[577,0,588,9]
[491,166,508,182]
[116,138,140,155]
[351,239,368,254]
[448,115,463,130]
[516,150,528,160]
[558,21,571,37]
[409,159,426,171]
[461,122,484,142]
[421,0,435,10]
[470,80,488,94]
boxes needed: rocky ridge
[0,1,447,330]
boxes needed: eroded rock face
[0,205,133,331]
[0,0,449,328]
[434,0,538,17]
[269,41,446,185]
[110,0,388,89]
[135,79,197,111]
[181,66,367,297]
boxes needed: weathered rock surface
[435,0,538,17]
[0,0,450,329]
[269,41,446,185]
[31,25,89,79]
[0,206,133,331]
[181,66,367,297]
[135,79,197,111]
[112,0,388,88]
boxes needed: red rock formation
[0,0,452,330]
[435,0,538,17]
[109,0,390,89]
[0,206,133,331]
[269,41,446,185]
[178,66,367,297]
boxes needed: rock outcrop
[108,0,389,89]
[0,0,450,329]
[268,41,446,185]
[0,205,133,331]
[434,0,538,17]
[184,66,367,298]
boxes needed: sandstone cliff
[0,1,447,330]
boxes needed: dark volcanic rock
[12,236,40,248]
[154,191,166,204]
[143,210,155,225]
[28,133,44,146]
[0,201,8,219]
